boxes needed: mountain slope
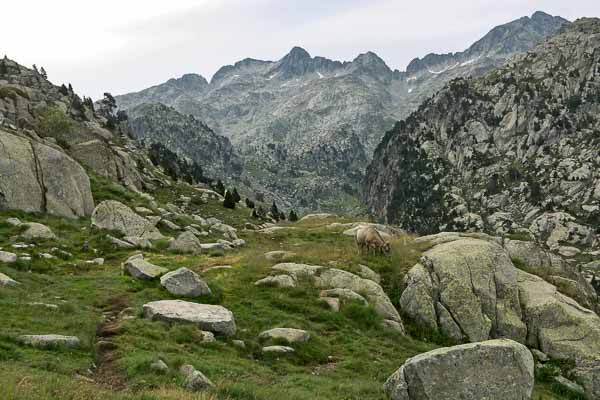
[364,18,600,241]
[127,103,242,179]
[115,12,568,213]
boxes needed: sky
[1,0,598,99]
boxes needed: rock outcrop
[0,129,94,218]
[142,300,236,336]
[400,236,526,342]
[384,339,534,400]
[91,200,163,239]
[160,267,211,297]
[518,270,600,398]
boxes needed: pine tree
[289,210,298,222]
[245,198,255,209]
[232,188,241,203]
[40,67,47,79]
[214,180,225,196]
[68,83,73,93]
[59,84,69,96]
[279,211,286,221]
[270,202,280,221]
[223,190,236,209]
[32,64,38,73]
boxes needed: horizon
[1,1,598,99]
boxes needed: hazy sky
[1,0,598,99]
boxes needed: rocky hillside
[115,12,567,213]
[402,11,569,115]
[127,103,242,179]
[364,18,600,253]
[0,57,171,197]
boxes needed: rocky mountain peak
[406,11,569,77]
[167,73,208,91]
[272,46,315,78]
[350,51,393,81]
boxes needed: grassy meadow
[0,180,572,399]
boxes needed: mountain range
[115,11,568,213]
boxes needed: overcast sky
[1,0,598,99]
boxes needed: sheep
[355,226,391,256]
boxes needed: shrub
[36,106,75,138]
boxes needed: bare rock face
[0,130,94,218]
[400,236,526,343]
[364,18,600,246]
[384,339,534,400]
[160,267,211,297]
[142,300,236,336]
[505,238,598,311]
[517,270,600,398]
[91,200,163,239]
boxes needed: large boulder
[315,268,403,324]
[400,236,526,343]
[0,272,19,286]
[91,200,163,239]
[20,223,56,240]
[0,130,94,218]
[169,231,203,254]
[384,339,534,400]
[0,251,17,264]
[160,267,211,297]
[142,300,236,336]
[125,257,167,280]
[518,270,600,398]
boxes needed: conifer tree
[232,187,241,203]
[214,180,225,196]
[40,67,47,79]
[279,211,286,221]
[223,190,236,209]
[270,202,280,221]
[289,210,298,222]
[245,198,255,209]
[0,60,7,76]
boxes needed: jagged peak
[283,46,312,61]
[352,51,387,66]
[405,11,569,76]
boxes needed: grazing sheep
[355,226,391,256]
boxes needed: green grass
[0,182,577,399]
